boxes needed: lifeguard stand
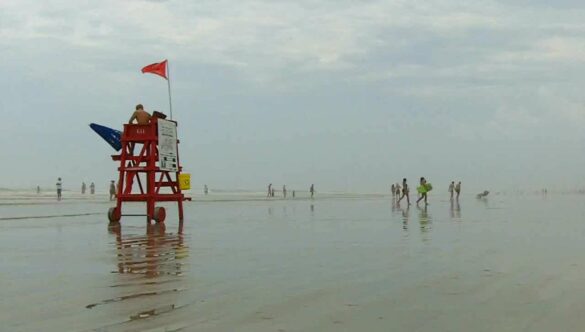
[107,118,187,223]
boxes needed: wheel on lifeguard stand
[108,207,121,223]
[154,207,166,223]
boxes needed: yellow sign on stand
[179,173,191,190]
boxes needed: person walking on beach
[395,183,401,197]
[36,186,41,194]
[109,180,116,201]
[455,181,461,199]
[416,177,429,206]
[56,178,62,201]
[267,183,272,198]
[448,181,455,199]
[310,184,315,198]
[81,182,86,194]
[283,185,287,198]
[398,178,410,205]
[90,182,95,194]
[204,184,209,195]
[391,184,395,198]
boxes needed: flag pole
[167,61,173,120]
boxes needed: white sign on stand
[158,119,178,172]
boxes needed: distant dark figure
[310,184,315,198]
[204,184,209,195]
[271,188,275,197]
[397,178,410,205]
[391,184,395,198]
[90,182,95,194]
[477,190,489,199]
[56,178,62,201]
[283,185,287,198]
[292,190,296,198]
[81,182,86,194]
[448,181,455,199]
[455,181,461,199]
[109,180,116,201]
[36,186,40,194]
[267,183,272,198]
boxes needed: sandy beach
[1,192,585,331]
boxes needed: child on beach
[109,181,116,201]
[455,181,461,199]
[397,178,410,205]
[448,181,455,199]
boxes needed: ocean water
[2,193,585,331]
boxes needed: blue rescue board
[90,123,122,151]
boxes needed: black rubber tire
[108,207,121,223]
[153,207,166,223]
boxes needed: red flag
[141,60,168,79]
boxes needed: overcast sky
[2,0,585,193]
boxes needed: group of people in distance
[448,181,462,200]
[266,183,315,199]
[80,182,96,195]
[392,177,433,206]
[45,178,97,201]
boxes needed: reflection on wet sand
[86,222,189,330]
[401,206,410,231]
[450,198,462,220]
[108,222,188,278]
[417,205,432,233]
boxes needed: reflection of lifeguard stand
[107,119,187,223]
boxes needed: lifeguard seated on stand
[124,104,152,194]
[123,105,169,195]
[129,104,151,125]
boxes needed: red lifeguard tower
[107,118,188,223]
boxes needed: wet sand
[2,193,585,331]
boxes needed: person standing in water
[56,178,62,201]
[81,182,86,194]
[455,181,461,199]
[398,178,410,205]
[204,184,209,195]
[36,186,41,194]
[310,184,315,198]
[448,181,455,199]
[109,180,116,201]
[391,184,395,198]
[395,183,401,197]
[283,185,287,198]
[267,183,272,198]
[90,182,95,194]
[416,177,429,206]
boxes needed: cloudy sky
[2,0,585,193]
